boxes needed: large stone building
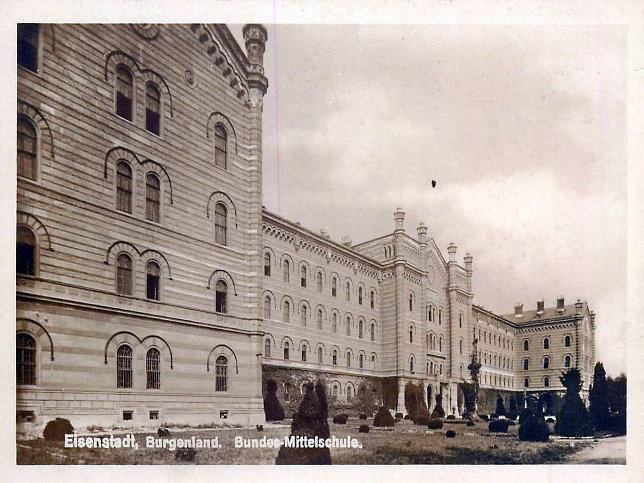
[16,23,595,434]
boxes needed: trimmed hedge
[359,425,370,433]
[519,409,550,442]
[506,412,518,421]
[446,415,456,420]
[158,427,171,437]
[446,430,456,438]
[373,407,395,427]
[43,418,74,442]
[479,414,489,421]
[427,419,444,429]
[264,380,285,422]
[488,419,510,433]
[332,414,348,425]
[395,412,404,419]
[466,420,475,427]
[359,414,367,420]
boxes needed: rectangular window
[122,411,133,421]
[146,176,160,222]
[18,24,39,72]
[149,411,159,420]
[147,273,160,301]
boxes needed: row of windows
[426,360,444,376]
[264,254,377,308]
[265,340,377,370]
[264,298,378,340]
[17,334,231,392]
[426,304,444,324]
[523,335,572,351]
[523,355,572,370]
[523,376,554,388]
[478,351,514,370]
[476,327,514,350]
[481,372,515,388]
[426,333,445,353]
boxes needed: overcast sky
[234,24,627,376]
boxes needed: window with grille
[215,356,228,391]
[215,280,227,313]
[17,334,36,385]
[214,203,227,245]
[17,226,36,276]
[264,339,271,358]
[116,253,133,295]
[18,24,39,72]
[283,260,289,282]
[116,65,133,121]
[146,261,160,300]
[146,348,160,389]
[264,296,271,319]
[117,345,133,388]
[116,161,133,213]
[145,82,161,135]
[283,301,290,323]
[17,116,37,180]
[214,124,227,169]
[264,253,271,276]
[145,173,160,222]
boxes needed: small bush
[359,425,370,433]
[466,420,475,427]
[506,412,518,421]
[175,448,196,462]
[373,407,395,427]
[43,418,74,442]
[332,414,348,425]
[519,409,550,442]
[264,380,285,422]
[609,412,626,435]
[403,414,411,420]
[256,425,264,431]
[488,419,510,433]
[489,413,499,419]
[411,408,431,426]
[395,412,403,419]
[446,430,456,438]
[446,415,456,420]
[427,419,444,429]
[157,427,171,437]
[430,407,445,419]
[479,414,489,421]
[359,414,367,420]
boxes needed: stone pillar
[397,377,407,415]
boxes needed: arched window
[332,350,337,365]
[17,225,36,276]
[215,280,227,313]
[459,339,463,354]
[263,296,271,319]
[429,304,433,322]
[145,173,161,222]
[332,313,337,333]
[564,335,571,348]
[332,385,338,397]
[317,272,323,292]
[264,253,271,276]
[215,356,228,391]
[410,357,414,373]
[116,253,133,295]
[543,356,550,369]
[370,291,375,309]
[17,116,37,180]
[116,345,133,388]
[317,347,323,363]
[439,337,443,352]
[16,333,36,385]
[146,261,160,301]
[301,346,307,362]
[524,378,529,388]
[214,203,227,245]
[214,124,228,169]
[346,352,351,367]
[347,385,352,398]
[301,305,307,326]
[459,313,463,328]
[359,354,364,369]
[146,348,160,389]
[543,337,549,349]
[283,342,290,360]
[317,309,323,330]
[359,320,363,339]
[409,327,413,343]
[300,266,307,288]
[116,161,133,213]
[523,339,529,351]
[331,277,337,297]
[371,323,375,342]
[438,309,442,325]
[115,65,134,121]
[358,287,363,305]
[371,355,376,369]
[564,355,571,368]
[523,359,529,371]
[283,259,290,282]
[18,24,40,72]
[544,377,550,387]
[264,339,271,358]
[283,300,290,323]
[145,82,161,135]
[409,294,413,311]
[346,316,351,336]
[346,282,351,301]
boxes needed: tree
[555,369,594,437]
[264,379,285,421]
[466,338,482,416]
[495,394,506,416]
[589,362,610,431]
[509,395,518,414]
[430,393,445,419]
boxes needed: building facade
[16,23,595,434]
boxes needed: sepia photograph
[4,0,643,479]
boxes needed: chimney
[394,208,405,231]
[320,228,328,238]
[536,299,544,314]
[575,299,583,314]
[514,303,523,317]
[341,236,352,248]
[464,252,473,272]
[557,296,565,312]
[417,222,427,243]
[447,242,457,262]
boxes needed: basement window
[219,410,229,420]
[149,411,159,420]
[122,410,133,421]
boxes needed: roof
[501,301,588,325]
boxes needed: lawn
[16,418,588,465]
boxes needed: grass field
[16,418,589,465]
